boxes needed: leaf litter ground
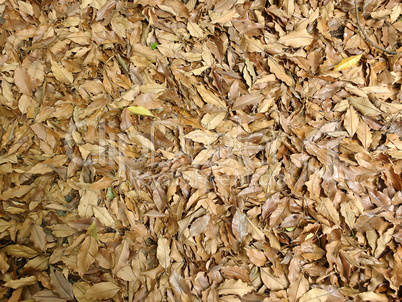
[0,0,402,301]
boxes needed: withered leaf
[31,224,47,252]
[157,237,171,269]
[4,276,37,289]
[260,267,290,291]
[77,236,98,276]
[14,65,32,96]
[232,209,248,242]
[51,60,74,84]
[278,28,313,47]
[50,267,74,300]
[217,279,253,297]
[85,282,120,300]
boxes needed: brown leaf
[50,267,74,300]
[77,236,98,276]
[31,224,47,252]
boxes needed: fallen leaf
[333,54,362,71]
[51,60,74,84]
[217,279,253,296]
[157,237,171,269]
[85,282,120,300]
[128,105,154,117]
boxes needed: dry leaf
[333,54,362,71]
[299,288,329,302]
[232,209,248,242]
[157,237,171,269]
[51,60,74,84]
[278,28,314,47]
[85,282,120,300]
[217,279,253,296]
[77,236,98,276]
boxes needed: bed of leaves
[1,0,402,301]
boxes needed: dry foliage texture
[0,0,402,301]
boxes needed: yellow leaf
[333,54,362,71]
[128,106,154,117]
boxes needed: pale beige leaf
[157,237,171,269]
[184,130,219,145]
[217,279,253,296]
[268,57,294,86]
[356,119,372,149]
[340,202,355,229]
[305,168,324,201]
[270,198,290,227]
[300,288,329,302]
[210,9,236,24]
[196,85,226,108]
[316,198,340,225]
[358,291,388,302]
[192,148,214,165]
[288,275,309,302]
[27,60,45,87]
[232,209,248,242]
[85,282,120,300]
[201,111,226,130]
[4,276,37,289]
[278,28,313,47]
[0,250,10,274]
[112,239,129,274]
[78,190,98,218]
[3,244,39,258]
[189,214,210,237]
[51,60,74,84]
[348,96,381,116]
[187,21,203,38]
[93,206,114,227]
[246,216,265,241]
[260,267,289,291]
[344,106,359,137]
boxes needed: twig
[355,0,402,55]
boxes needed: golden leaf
[128,105,154,117]
[333,54,362,71]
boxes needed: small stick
[355,0,402,55]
